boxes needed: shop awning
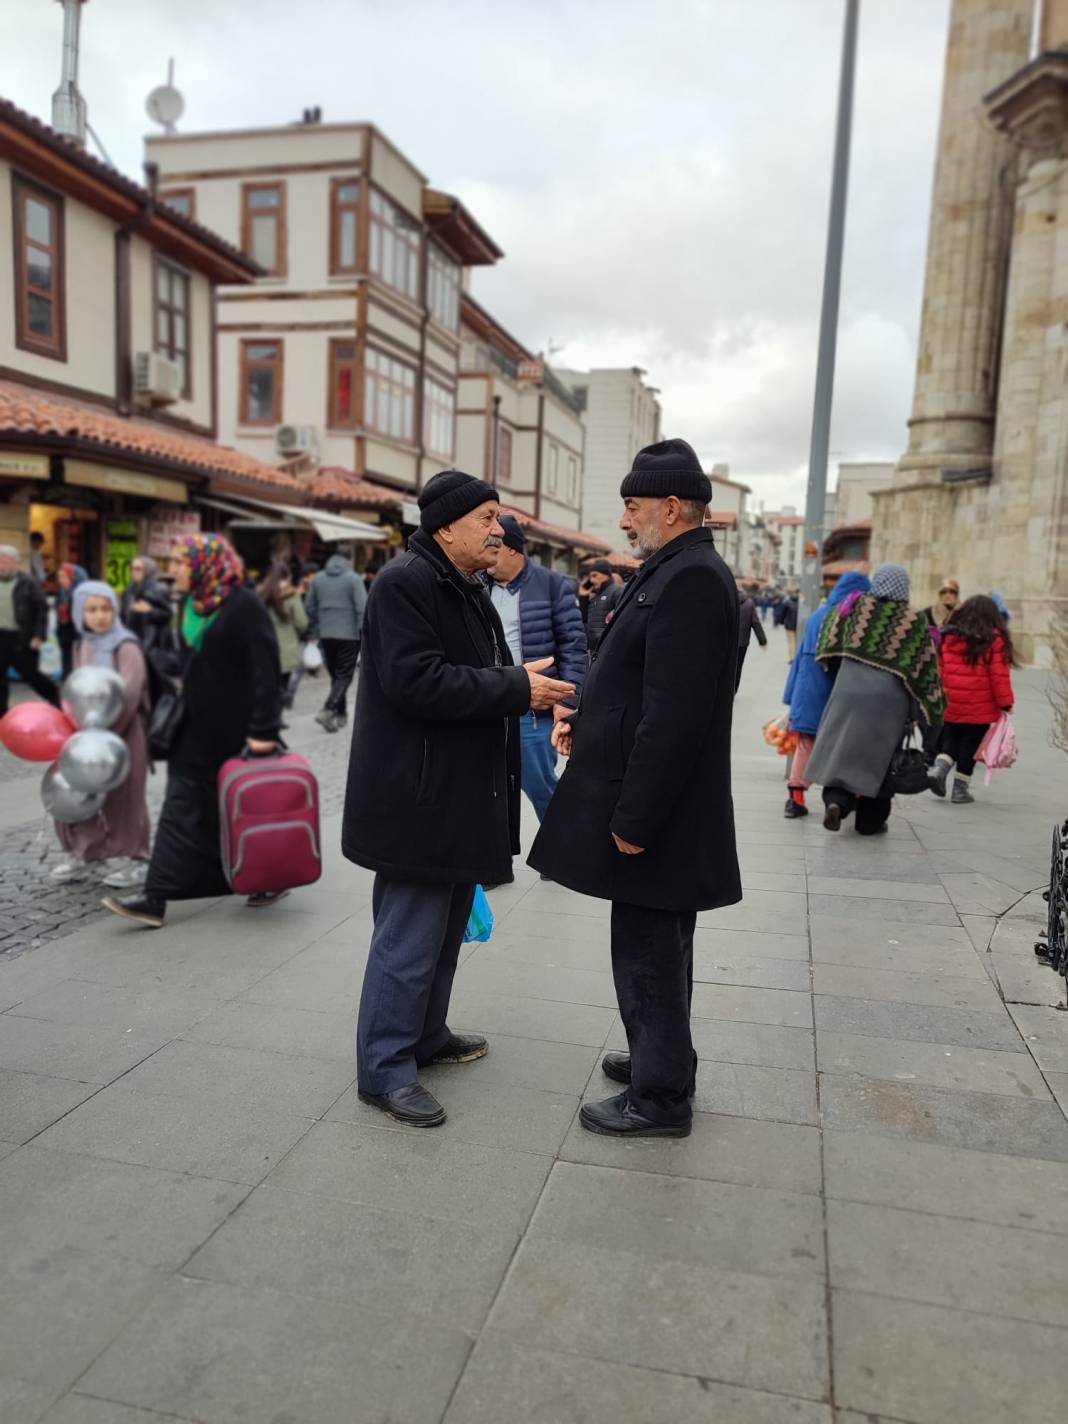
[197,493,386,543]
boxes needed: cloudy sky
[6,0,950,509]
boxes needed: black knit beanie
[419,469,499,533]
[498,514,526,552]
[619,438,712,504]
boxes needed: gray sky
[5,0,950,510]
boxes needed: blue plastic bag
[464,884,494,943]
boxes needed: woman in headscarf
[257,560,309,715]
[51,581,152,888]
[55,562,87,680]
[805,563,946,835]
[120,554,174,656]
[102,533,283,928]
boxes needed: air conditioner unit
[134,351,181,405]
[276,424,318,456]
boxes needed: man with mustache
[530,439,741,1137]
[343,469,575,1127]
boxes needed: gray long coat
[805,658,910,798]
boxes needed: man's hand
[131,599,153,614]
[246,738,277,755]
[524,657,576,712]
[612,833,645,855]
[550,702,575,756]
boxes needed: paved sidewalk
[2,627,1067,1423]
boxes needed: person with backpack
[50,581,152,889]
[102,533,283,928]
[929,594,1015,804]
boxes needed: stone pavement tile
[945,849,1049,895]
[518,884,610,920]
[691,983,812,1029]
[485,1237,829,1400]
[0,1377,61,1424]
[824,1130,1068,1230]
[692,1059,818,1125]
[807,875,951,904]
[529,1160,824,1280]
[236,946,364,1016]
[267,1119,552,1235]
[69,933,326,1000]
[802,850,947,884]
[1007,1003,1068,1070]
[809,918,988,977]
[607,1016,816,1071]
[456,956,618,1009]
[443,1340,834,1424]
[694,926,812,961]
[939,871,1026,916]
[812,962,1003,1012]
[692,949,810,992]
[0,1247,166,1390]
[0,946,83,1008]
[34,1079,315,1184]
[425,1031,598,1096]
[807,894,961,927]
[181,999,354,1063]
[38,1395,200,1423]
[742,870,807,893]
[700,900,808,936]
[79,1275,470,1424]
[472,936,609,975]
[829,1197,1068,1326]
[327,1076,578,1155]
[818,1031,1046,1097]
[990,953,1061,1005]
[117,1038,354,1118]
[820,1075,1068,1160]
[832,1289,1068,1424]
[0,1068,97,1143]
[11,980,219,1036]
[0,1139,17,1161]
[0,1145,248,1270]
[736,828,822,849]
[736,845,807,871]
[484,907,611,947]
[0,1014,169,1085]
[185,1184,516,1332]
[444,987,615,1047]
[814,997,1022,1051]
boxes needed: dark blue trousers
[519,710,559,822]
[356,876,476,1094]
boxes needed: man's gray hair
[677,500,708,526]
[0,544,19,560]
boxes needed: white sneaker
[50,856,87,882]
[103,860,149,890]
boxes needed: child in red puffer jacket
[929,594,1015,804]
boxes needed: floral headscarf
[176,533,244,615]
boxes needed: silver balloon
[61,666,125,731]
[41,764,106,824]
[59,729,130,795]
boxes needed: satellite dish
[146,84,184,131]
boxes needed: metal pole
[800,0,859,622]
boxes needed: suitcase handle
[242,736,289,760]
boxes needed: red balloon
[0,702,76,762]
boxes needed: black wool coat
[529,527,742,913]
[171,586,282,775]
[342,529,531,886]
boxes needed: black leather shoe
[418,1033,488,1066]
[602,1052,632,1085]
[783,797,809,819]
[357,1082,446,1127]
[823,803,843,833]
[580,1092,691,1138]
[101,894,165,929]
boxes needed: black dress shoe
[101,894,166,929]
[823,803,843,833]
[357,1082,446,1127]
[783,797,809,819]
[580,1092,691,1138]
[418,1033,488,1066]
[602,1051,632,1085]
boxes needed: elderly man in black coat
[343,469,575,1128]
[530,438,742,1138]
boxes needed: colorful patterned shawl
[816,592,946,726]
[176,533,244,616]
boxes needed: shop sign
[105,517,141,593]
[0,451,49,480]
[65,459,189,505]
[401,500,420,527]
[147,505,201,559]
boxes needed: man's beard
[629,531,660,561]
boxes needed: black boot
[784,795,809,819]
[101,893,166,929]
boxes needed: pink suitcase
[217,751,322,895]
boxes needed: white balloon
[59,729,131,794]
[61,666,125,731]
[41,764,106,824]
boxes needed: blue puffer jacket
[492,559,586,698]
[783,571,871,734]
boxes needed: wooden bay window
[153,256,192,398]
[13,175,65,360]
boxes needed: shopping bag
[464,884,495,943]
[976,712,1017,785]
[763,712,798,758]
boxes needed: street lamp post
[801,0,860,623]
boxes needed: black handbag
[147,687,185,762]
[886,725,930,796]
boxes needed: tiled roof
[0,380,303,492]
[707,510,738,527]
[306,467,404,511]
[501,504,612,553]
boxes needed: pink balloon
[0,702,77,762]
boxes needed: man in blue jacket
[488,516,586,822]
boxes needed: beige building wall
[834,461,894,526]
[128,234,214,431]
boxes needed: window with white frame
[423,376,455,459]
[364,347,416,442]
[369,189,420,300]
[546,441,560,495]
[427,244,460,330]
[566,455,578,504]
